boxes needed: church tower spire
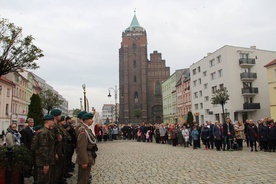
[125,11,144,31]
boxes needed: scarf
[6,127,21,145]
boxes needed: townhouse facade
[176,70,191,123]
[162,69,189,124]
[264,59,276,120]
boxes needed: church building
[119,13,170,124]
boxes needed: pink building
[176,72,191,123]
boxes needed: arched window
[134,75,137,83]
[134,91,138,99]
[133,60,136,68]
[155,81,161,95]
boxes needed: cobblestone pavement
[25,140,276,184]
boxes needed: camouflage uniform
[57,124,68,181]
[76,123,97,184]
[31,126,55,184]
[51,123,63,183]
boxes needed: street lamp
[107,85,118,124]
[82,84,86,111]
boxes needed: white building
[0,76,14,132]
[101,104,114,124]
[190,45,276,125]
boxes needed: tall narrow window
[155,81,161,95]
[133,60,136,68]
[134,75,137,83]
[134,91,138,99]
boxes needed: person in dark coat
[244,119,250,147]
[246,119,258,152]
[207,121,214,149]
[268,121,276,152]
[20,118,35,177]
[201,123,210,150]
[222,118,235,151]
[140,122,147,142]
[258,119,269,151]
[213,121,223,151]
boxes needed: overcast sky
[1,0,276,113]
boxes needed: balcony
[241,87,258,95]
[240,72,257,81]
[243,103,260,109]
[239,58,256,67]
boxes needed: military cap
[50,109,62,116]
[77,111,87,119]
[43,114,54,121]
[33,125,42,131]
[82,113,94,120]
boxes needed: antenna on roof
[134,9,136,14]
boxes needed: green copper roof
[126,12,143,31]
[130,14,140,27]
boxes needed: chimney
[250,45,256,49]
[207,52,212,56]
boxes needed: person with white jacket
[182,126,190,147]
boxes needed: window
[155,81,161,95]
[7,88,10,97]
[217,55,221,63]
[195,104,198,110]
[198,78,201,85]
[192,69,196,75]
[198,66,201,73]
[212,86,217,94]
[218,69,223,78]
[199,90,202,97]
[193,80,197,87]
[244,97,253,103]
[211,72,216,80]
[134,91,138,99]
[6,104,9,115]
[134,75,137,83]
[219,84,224,90]
[204,83,208,89]
[133,60,136,68]
[240,53,249,59]
[194,92,198,98]
[209,59,215,67]
[204,96,209,101]
[203,71,207,77]
[200,103,203,109]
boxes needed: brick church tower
[119,13,170,124]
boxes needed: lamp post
[107,85,118,124]
[82,84,86,111]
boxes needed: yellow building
[264,59,276,120]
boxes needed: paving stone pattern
[25,140,276,184]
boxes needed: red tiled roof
[264,59,276,67]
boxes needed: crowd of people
[96,117,276,152]
[1,109,98,184]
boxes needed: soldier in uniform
[76,113,98,184]
[50,109,65,184]
[57,116,72,182]
[31,115,55,184]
